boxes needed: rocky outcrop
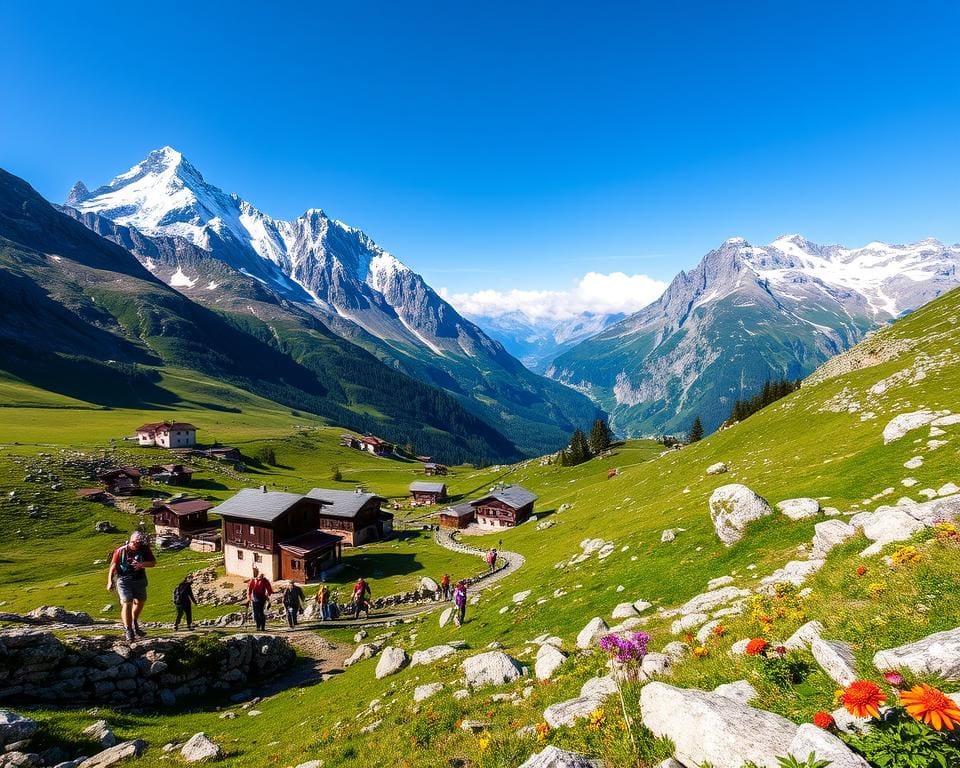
[0,630,294,706]
[709,485,773,545]
[851,506,925,556]
[811,520,856,558]
[788,723,870,768]
[374,647,408,679]
[0,711,37,748]
[776,498,821,520]
[882,411,944,444]
[518,746,594,768]
[462,651,522,688]
[77,739,146,768]
[873,627,960,680]
[180,733,222,763]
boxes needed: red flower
[856,565,868,577]
[745,638,770,656]
[841,680,886,719]
[813,711,836,730]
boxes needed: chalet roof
[214,488,327,523]
[136,422,197,433]
[360,435,390,446]
[410,482,446,493]
[306,488,385,518]
[423,462,446,469]
[150,464,195,473]
[470,484,538,510]
[278,529,343,557]
[441,503,475,519]
[154,499,213,516]
[98,466,142,480]
[77,488,107,498]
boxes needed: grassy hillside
[4,287,960,767]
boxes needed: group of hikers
[107,530,479,640]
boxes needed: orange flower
[812,711,835,730]
[535,721,550,741]
[841,680,886,719]
[745,638,769,656]
[692,645,709,659]
[899,683,960,731]
[856,564,868,577]
[712,624,727,637]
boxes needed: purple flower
[598,632,650,664]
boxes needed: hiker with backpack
[315,582,331,621]
[440,573,451,601]
[106,531,156,643]
[247,569,273,631]
[351,577,371,619]
[173,575,198,631]
[283,581,305,629]
[453,580,467,626]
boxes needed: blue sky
[2,1,958,316]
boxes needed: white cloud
[440,271,668,324]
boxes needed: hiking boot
[134,624,147,637]
[124,628,136,643]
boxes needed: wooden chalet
[151,498,213,537]
[305,488,393,545]
[98,466,142,496]
[340,434,362,450]
[439,502,476,530]
[147,464,194,486]
[423,462,448,476]
[135,421,197,449]
[409,481,448,505]
[471,484,538,530]
[359,435,393,456]
[204,446,241,462]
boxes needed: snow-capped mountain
[548,234,960,437]
[67,147,599,456]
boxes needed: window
[250,525,255,534]
[253,553,262,563]
[237,550,244,560]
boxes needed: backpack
[173,583,188,605]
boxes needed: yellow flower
[867,582,886,599]
[891,545,922,565]
[692,645,709,659]
[536,721,550,741]
[588,707,605,730]
[478,732,491,753]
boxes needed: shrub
[256,445,277,465]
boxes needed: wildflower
[833,689,846,705]
[882,670,905,688]
[682,632,695,645]
[812,712,836,730]
[867,582,886,599]
[693,646,709,659]
[588,707,605,730]
[841,680,886,719]
[773,645,787,657]
[855,564,868,577]
[899,683,960,731]
[935,521,960,541]
[745,638,770,656]
[891,545,922,566]
[478,732,491,754]
[535,721,550,741]
[759,614,774,625]
[712,624,727,637]
[598,632,651,664]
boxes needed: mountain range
[546,234,960,436]
[62,147,600,456]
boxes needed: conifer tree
[687,416,704,443]
[568,428,591,465]
[589,417,613,455]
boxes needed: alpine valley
[543,234,960,436]
[56,147,600,458]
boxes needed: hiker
[173,574,198,631]
[351,577,371,619]
[486,548,497,572]
[107,531,156,642]
[453,580,467,626]
[440,573,451,601]
[247,569,273,631]
[283,581,305,629]
[315,582,331,621]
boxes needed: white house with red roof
[136,421,198,449]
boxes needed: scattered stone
[517,745,594,768]
[784,621,824,651]
[873,626,960,680]
[679,586,749,615]
[374,647,408,679]
[707,462,728,475]
[410,644,456,668]
[811,520,856,558]
[640,682,796,768]
[671,613,709,635]
[25,606,93,625]
[776,498,821,520]
[418,577,439,593]
[729,639,751,656]
[811,638,858,686]
[360,720,381,733]
[709,484,773,545]
[544,696,606,728]
[535,644,567,681]
[788,723,870,768]
[696,620,722,644]
[576,617,608,649]
[713,680,757,704]
[883,411,941,444]
[353,629,367,643]
[660,529,676,543]
[180,733,222,763]
[344,644,380,667]
[513,590,532,603]
[82,721,117,748]
[852,506,925,556]
[904,456,924,470]
[940,483,960,496]
[295,761,323,768]
[641,652,672,677]
[707,576,734,590]
[611,602,640,619]
[77,740,147,768]
[458,720,487,733]
[413,683,444,703]
[0,712,38,748]
[759,559,825,591]
[439,607,454,628]
[462,651,522,688]
[633,599,652,613]
[661,641,688,660]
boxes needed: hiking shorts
[117,578,147,603]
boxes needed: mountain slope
[549,235,960,436]
[68,148,601,454]
[0,167,520,463]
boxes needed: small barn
[278,530,343,583]
[410,481,448,505]
[471,484,538,530]
[423,462,448,476]
[439,503,475,529]
[147,464,195,486]
[205,446,241,462]
[151,498,213,537]
[360,435,393,456]
[98,467,142,496]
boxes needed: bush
[844,709,960,768]
[256,445,277,465]
[331,465,342,482]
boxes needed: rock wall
[0,630,294,707]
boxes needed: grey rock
[462,651,522,688]
[0,712,37,748]
[709,484,773,545]
[873,626,960,680]
[517,746,595,768]
[788,723,870,768]
[410,644,456,668]
[810,638,858,686]
[180,733,222,763]
[77,739,147,768]
[713,680,757,704]
[81,721,117,748]
[776,498,821,520]
[413,683,443,703]
[534,644,567,681]
[811,520,856,558]
[374,647,408,679]
[576,617,608,649]
[784,620,824,651]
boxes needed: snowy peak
[65,181,90,206]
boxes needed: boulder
[679,586,750,615]
[513,590,533,603]
[713,680,757,704]
[418,577,440,593]
[77,740,147,768]
[882,411,941,443]
[543,696,606,728]
[784,620,824,651]
[641,652,673,677]
[811,520,856,558]
[759,559,825,591]
[82,721,117,748]
[413,683,444,703]
[905,495,960,526]
[788,723,870,768]
[854,506,926,556]
[671,613,708,635]
[439,607,454,627]
[344,643,379,667]
[374,647,408,679]
[535,644,567,681]
[640,682,797,768]
[517,746,594,768]
[709,485,773,545]
[696,620,722,644]
[410,644,456,668]
[633,599,652,614]
[576,617,608,649]
[180,733,222,763]
[660,529,676,543]
[462,651,522,688]
[25,606,93,625]
[707,576,734,590]
[611,602,640,619]
[810,638,858,686]
[776,498,821,520]
[0,712,38,748]
[707,462,728,475]
[580,538,606,555]
[580,675,618,700]
[873,627,960,680]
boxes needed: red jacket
[248,577,273,601]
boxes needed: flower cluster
[692,645,709,659]
[812,711,836,730]
[745,638,770,656]
[891,544,923,566]
[867,581,886,599]
[935,521,960,543]
[588,707,606,730]
[598,631,651,664]
[855,564,868,577]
